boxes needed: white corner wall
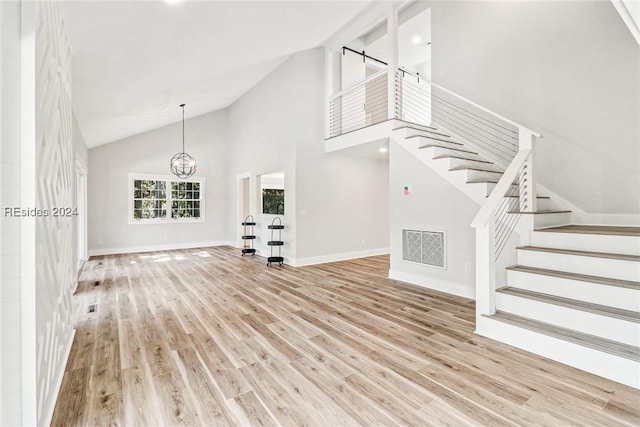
[87,110,230,255]
[389,140,477,299]
[431,0,640,219]
[3,1,86,424]
[32,1,79,424]
[1,2,23,425]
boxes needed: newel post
[519,129,537,213]
[475,221,497,317]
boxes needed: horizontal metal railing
[396,71,521,169]
[328,69,388,138]
[494,161,528,260]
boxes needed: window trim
[127,173,206,225]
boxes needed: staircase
[326,65,640,388]
[391,122,640,388]
[481,225,640,388]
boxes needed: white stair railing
[395,70,527,169]
[328,68,389,138]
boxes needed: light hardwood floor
[51,246,639,426]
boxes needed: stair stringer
[391,133,487,206]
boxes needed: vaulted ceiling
[61,1,372,148]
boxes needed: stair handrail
[471,149,531,229]
[398,71,542,139]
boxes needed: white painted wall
[295,49,389,263]
[0,2,23,425]
[72,114,88,169]
[225,52,299,261]
[2,1,89,424]
[88,110,230,255]
[33,2,82,424]
[388,140,477,299]
[429,0,640,216]
[225,48,389,265]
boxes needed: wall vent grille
[402,229,446,268]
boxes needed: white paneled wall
[33,1,76,424]
[1,2,23,425]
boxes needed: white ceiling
[61,0,372,148]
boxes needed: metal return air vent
[402,229,446,268]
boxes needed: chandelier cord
[181,103,186,172]
[170,103,196,179]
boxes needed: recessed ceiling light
[411,36,422,45]
[165,0,183,4]
[379,147,388,153]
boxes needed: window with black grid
[171,181,201,219]
[129,174,205,224]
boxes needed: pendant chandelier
[170,103,197,179]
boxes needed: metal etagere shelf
[267,216,284,266]
[241,215,256,256]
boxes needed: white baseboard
[88,240,232,257]
[289,247,390,267]
[43,329,76,427]
[388,269,475,299]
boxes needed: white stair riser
[476,316,640,389]
[531,212,571,229]
[500,197,552,212]
[516,249,640,281]
[465,169,503,182]
[508,270,640,312]
[530,231,640,256]
[447,158,501,172]
[495,293,640,346]
[420,143,484,160]
[404,128,454,141]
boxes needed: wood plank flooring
[51,246,640,426]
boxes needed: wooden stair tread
[516,245,640,262]
[393,122,441,132]
[394,126,454,140]
[432,154,494,164]
[408,134,462,146]
[537,225,640,237]
[485,311,640,361]
[420,144,479,155]
[508,210,571,214]
[496,286,640,323]
[506,265,640,290]
[503,195,550,199]
[449,166,503,174]
[466,178,499,184]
